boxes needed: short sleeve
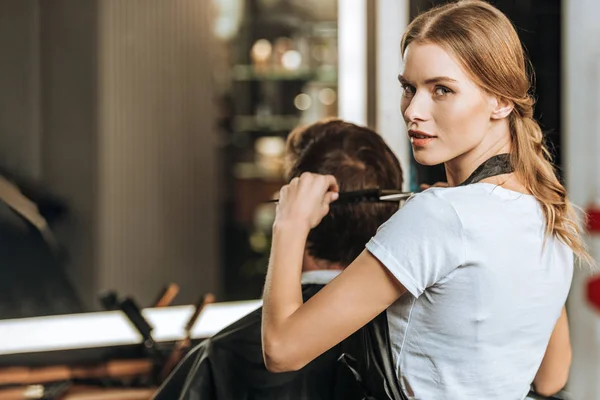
[365,190,465,298]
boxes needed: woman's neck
[444,125,512,186]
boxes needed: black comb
[268,188,413,204]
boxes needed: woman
[261,1,589,399]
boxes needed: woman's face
[399,42,498,166]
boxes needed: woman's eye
[402,84,415,97]
[434,85,453,96]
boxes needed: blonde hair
[402,0,592,264]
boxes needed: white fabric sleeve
[365,190,466,298]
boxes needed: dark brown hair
[286,119,403,266]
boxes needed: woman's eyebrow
[424,76,458,84]
[397,74,458,85]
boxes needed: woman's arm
[532,306,572,397]
[261,173,406,372]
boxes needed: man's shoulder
[209,284,324,346]
[210,306,263,345]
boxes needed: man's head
[285,119,403,267]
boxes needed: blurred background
[0,0,598,398]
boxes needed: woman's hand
[274,173,339,230]
[420,181,449,190]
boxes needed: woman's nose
[403,93,429,123]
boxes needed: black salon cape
[153,283,405,400]
[153,283,566,400]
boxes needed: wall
[337,0,411,189]
[376,0,410,190]
[0,0,41,180]
[39,0,100,309]
[97,0,220,306]
[564,0,600,398]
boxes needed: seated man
[152,119,405,400]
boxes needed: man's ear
[491,97,514,120]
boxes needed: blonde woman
[261,1,589,399]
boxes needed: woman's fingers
[323,174,339,194]
[275,173,340,229]
[421,181,449,190]
[323,190,339,204]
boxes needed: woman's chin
[413,152,444,166]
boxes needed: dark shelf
[233,115,300,132]
[232,64,337,84]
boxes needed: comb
[268,188,413,204]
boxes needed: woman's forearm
[261,173,339,371]
[261,220,309,370]
[533,307,571,396]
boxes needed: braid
[510,98,592,265]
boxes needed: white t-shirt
[365,183,573,400]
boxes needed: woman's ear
[491,97,514,120]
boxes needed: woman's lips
[408,130,437,147]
